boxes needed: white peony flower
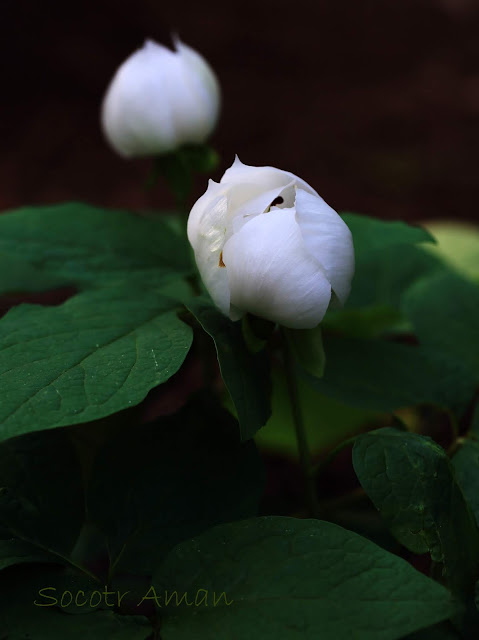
[187,157,355,329]
[101,38,220,158]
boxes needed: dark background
[2,0,478,221]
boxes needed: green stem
[281,329,320,518]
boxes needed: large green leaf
[402,272,479,381]
[322,304,405,339]
[342,214,437,313]
[154,517,458,640]
[2,607,150,639]
[0,566,151,638]
[353,428,479,596]
[310,334,476,418]
[341,213,434,257]
[87,393,264,576]
[254,365,382,458]
[0,539,54,571]
[186,297,271,440]
[403,622,461,639]
[471,403,479,437]
[0,283,192,442]
[323,215,442,337]
[0,203,192,294]
[0,429,83,564]
[453,439,479,527]
[423,221,479,283]
[346,244,442,311]
[284,326,326,378]
[0,254,65,296]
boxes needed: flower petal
[187,179,227,250]
[188,178,294,245]
[221,156,319,198]
[295,188,355,305]
[101,40,178,156]
[231,180,295,235]
[188,180,298,316]
[187,180,231,315]
[222,209,331,329]
[170,39,221,144]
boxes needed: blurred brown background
[1,0,478,221]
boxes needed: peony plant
[0,32,479,640]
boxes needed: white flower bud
[101,38,220,158]
[187,158,355,329]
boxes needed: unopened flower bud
[101,38,220,158]
[187,158,355,329]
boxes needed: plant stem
[281,329,320,518]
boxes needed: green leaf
[1,563,106,615]
[0,203,192,294]
[0,284,192,442]
[285,325,326,378]
[452,439,479,527]
[0,254,65,296]
[353,428,479,596]
[87,393,264,576]
[0,539,53,571]
[402,272,479,381]
[241,315,275,354]
[323,305,405,339]
[0,429,83,562]
[254,365,382,457]
[155,517,458,640]
[471,403,479,437]
[402,622,461,639]
[423,221,479,283]
[346,244,442,311]
[342,213,435,257]
[325,214,443,337]
[3,606,150,638]
[0,566,151,638]
[186,297,271,440]
[310,334,476,418]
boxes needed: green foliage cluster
[0,204,478,639]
